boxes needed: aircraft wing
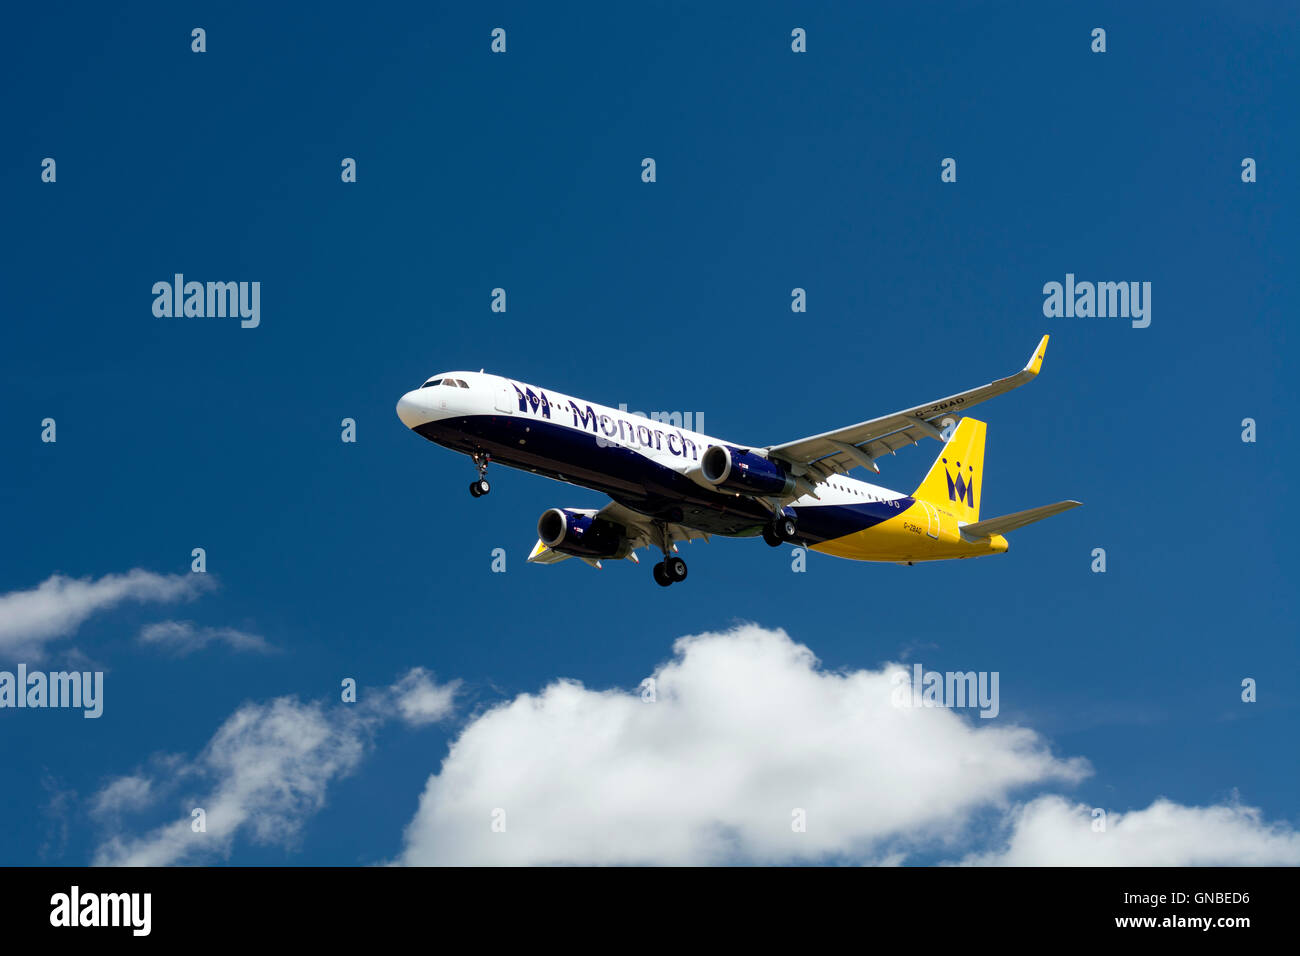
[597,500,711,552]
[526,539,576,564]
[765,336,1050,481]
[526,500,708,569]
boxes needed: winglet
[1023,335,1049,377]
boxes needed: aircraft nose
[396,390,428,429]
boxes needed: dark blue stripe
[413,415,902,544]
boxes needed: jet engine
[699,445,796,498]
[537,508,637,559]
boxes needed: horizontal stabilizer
[961,500,1082,538]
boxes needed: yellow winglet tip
[1025,334,1049,376]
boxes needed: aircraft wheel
[666,556,688,582]
[762,526,783,547]
[470,479,490,497]
[773,515,797,541]
[653,562,672,587]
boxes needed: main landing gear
[653,555,688,587]
[469,452,491,497]
[762,513,798,547]
[651,521,688,587]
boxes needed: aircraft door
[921,501,940,538]
[495,380,516,414]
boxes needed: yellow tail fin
[914,418,985,523]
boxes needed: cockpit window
[420,377,470,388]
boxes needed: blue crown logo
[946,469,975,508]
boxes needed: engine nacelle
[699,445,796,498]
[538,508,635,559]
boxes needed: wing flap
[597,500,711,550]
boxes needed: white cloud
[93,697,374,866]
[138,620,272,655]
[90,775,155,818]
[398,624,1300,866]
[0,570,211,659]
[390,668,460,726]
[89,623,1298,867]
[91,668,459,866]
[399,624,1090,865]
[958,795,1300,866]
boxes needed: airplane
[395,335,1080,587]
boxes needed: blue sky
[1,2,1296,865]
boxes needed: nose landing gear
[469,452,492,497]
